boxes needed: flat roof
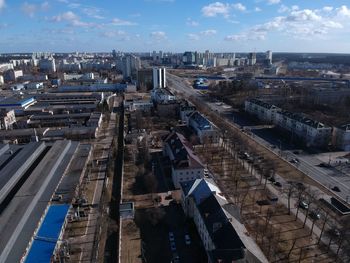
[0,141,78,263]
[24,204,70,263]
[0,96,35,106]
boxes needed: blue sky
[1,0,350,53]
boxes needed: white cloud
[0,0,5,10]
[267,0,281,5]
[21,2,37,17]
[41,1,49,11]
[187,29,217,41]
[187,33,199,41]
[186,18,199,27]
[82,6,104,19]
[278,4,299,13]
[337,5,350,17]
[111,18,137,26]
[255,7,262,12]
[232,3,246,12]
[150,31,167,40]
[201,2,231,17]
[21,1,50,17]
[51,11,91,27]
[200,29,217,36]
[101,30,126,38]
[323,6,333,12]
[225,5,350,42]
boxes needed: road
[167,73,350,204]
[69,95,120,263]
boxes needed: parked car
[299,200,309,209]
[170,241,176,251]
[185,234,191,245]
[318,162,331,168]
[329,228,341,238]
[290,158,299,164]
[274,181,282,187]
[332,186,341,192]
[172,253,180,263]
[169,232,175,242]
[309,210,321,220]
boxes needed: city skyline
[1,0,350,53]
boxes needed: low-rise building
[151,88,176,104]
[245,98,280,124]
[25,82,44,90]
[180,178,268,263]
[4,69,23,82]
[245,98,332,148]
[188,111,218,144]
[180,103,196,125]
[163,132,204,188]
[0,96,36,115]
[0,109,16,130]
[333,124,350,151]
[274,110,332,147]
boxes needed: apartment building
[163,132,204,188]
[245,98,332,148]
[180,178,268,263]
[188,111,219,144]
[333,124,350,151]
[244,98,280,124]
[274,110,332,147]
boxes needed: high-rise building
[183,52,196,65]
[265,50,273,66]
[248,52,257,66]
[112,49,117,58]
[152,67,166,89]
[39,57,56,73]
[121,54,141,79]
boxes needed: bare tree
[284,182,296,215]
[294,183,306,220]
[302,189,319,228]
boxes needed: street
[167,73,350,204]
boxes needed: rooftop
[24,204,70,263]
[164,132,204,169]
[189,111,213,130]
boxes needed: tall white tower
[152,67,166,89]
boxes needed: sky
[1,0,350,53]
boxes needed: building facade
[152,67,167,89]
[0,109,16,130]
[163,132,205,188]
[245,98,332,147]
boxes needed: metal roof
[24,204,70,263]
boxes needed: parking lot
[136,201,206,263]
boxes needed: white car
[169,232,175,242]
[185,234,191,245]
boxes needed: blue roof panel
[24,204,70,263]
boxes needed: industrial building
[0,141,91,263]
[0,96,36,115]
